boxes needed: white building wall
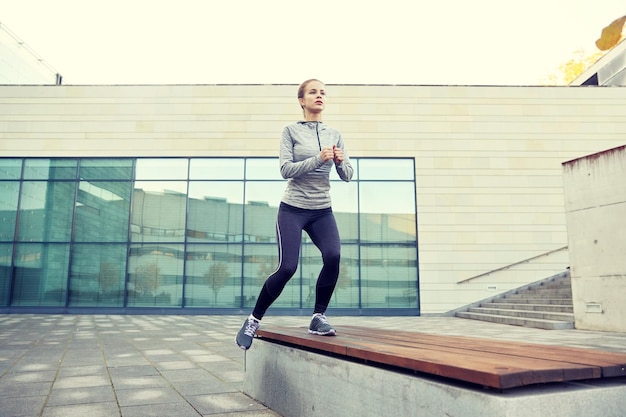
[1,84,625,313]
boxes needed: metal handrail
[456,246,568,284]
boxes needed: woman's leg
[251,204,306,319]
[305,210,341,314]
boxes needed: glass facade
[0,157,419,314]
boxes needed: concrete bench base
[243,339,626,417]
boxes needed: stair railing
[456,246,568,284]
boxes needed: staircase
[455,271,574,330]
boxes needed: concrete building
[1,33,624,317]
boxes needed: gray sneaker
[236,316,260,350]
[308,313,336,336]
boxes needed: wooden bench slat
[341,338,596,389]
[338,326,626,378]
[256,326,610,389]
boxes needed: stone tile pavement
[1,314,625,417]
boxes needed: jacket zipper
[315,122,321,150]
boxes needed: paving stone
[0,395,47,417]
[46,386,116,406]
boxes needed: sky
[1,0,625,86]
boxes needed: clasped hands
[320,145,344,165]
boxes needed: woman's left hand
[332,145,344,164]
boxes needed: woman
[236,79,354,350]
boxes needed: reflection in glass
[127,244,183,307]
[243,182,283,244]
[245,158,283,180]
[131,182,188,243]
[69,244,127,306]
[359,182,416,259]
[136,158,189,180]
[23,159,77,180]
[360,244,418,308]
[0,156,419,313]
[0,182,19,241]
[18,181,75,242]
[245,181,284,208]
[242,244,279,308]
[187,182,244,243]
[75,181,132,242]
[0,158,22,179]
[79,158,133,180]
[358,158,414,180]
[0,244,13,305]
[190,158,244,179]
[359,182,416,215]
[185,243,243,307]
[301,243,359,309]
[330,181,359,243]
[12,243,70,306]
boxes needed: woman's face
[299,80,326,114]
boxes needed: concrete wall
[562,145,626,332]
[2,84,626,313]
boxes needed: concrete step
[455,311,574,330]
[492,297,573,305]
[503,293,572,299]
[481,302,573,313]
[467,307,574,322]
[520,288,572,295]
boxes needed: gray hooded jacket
[280,121,353,209]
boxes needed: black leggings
[252,202,341,319]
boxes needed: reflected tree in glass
[204,262,230,304]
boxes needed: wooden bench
[257,325,626,390]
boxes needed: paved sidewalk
[1,314,625,417]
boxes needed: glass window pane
[243,243,300,309]
[188,181,243,204]
[79,158,133,180]
[330,181,358,242]
[12,243,70,306]
[245,158,282,180]
[300,243,359,310]
[359,182,416,243]
[131,182,187,243]
[136,158,188,180]
[18,181,75,242]
[185,243,243,307]
[360,244,418,308]
[23,159,77,180]
[0,243,13,306]
[0,158,22,179]
[75,181,132,242]
[189,158,244,179]
[358,159,414,180]
[187,182,243,243]
[245,181,284,208]
[244,182,283,244]
[242,244,277,309]
[69,244,127,306]
[333,244,360,308]
[0,182,19,241]
[127,244,183,307]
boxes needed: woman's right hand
[320,146,335,162]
